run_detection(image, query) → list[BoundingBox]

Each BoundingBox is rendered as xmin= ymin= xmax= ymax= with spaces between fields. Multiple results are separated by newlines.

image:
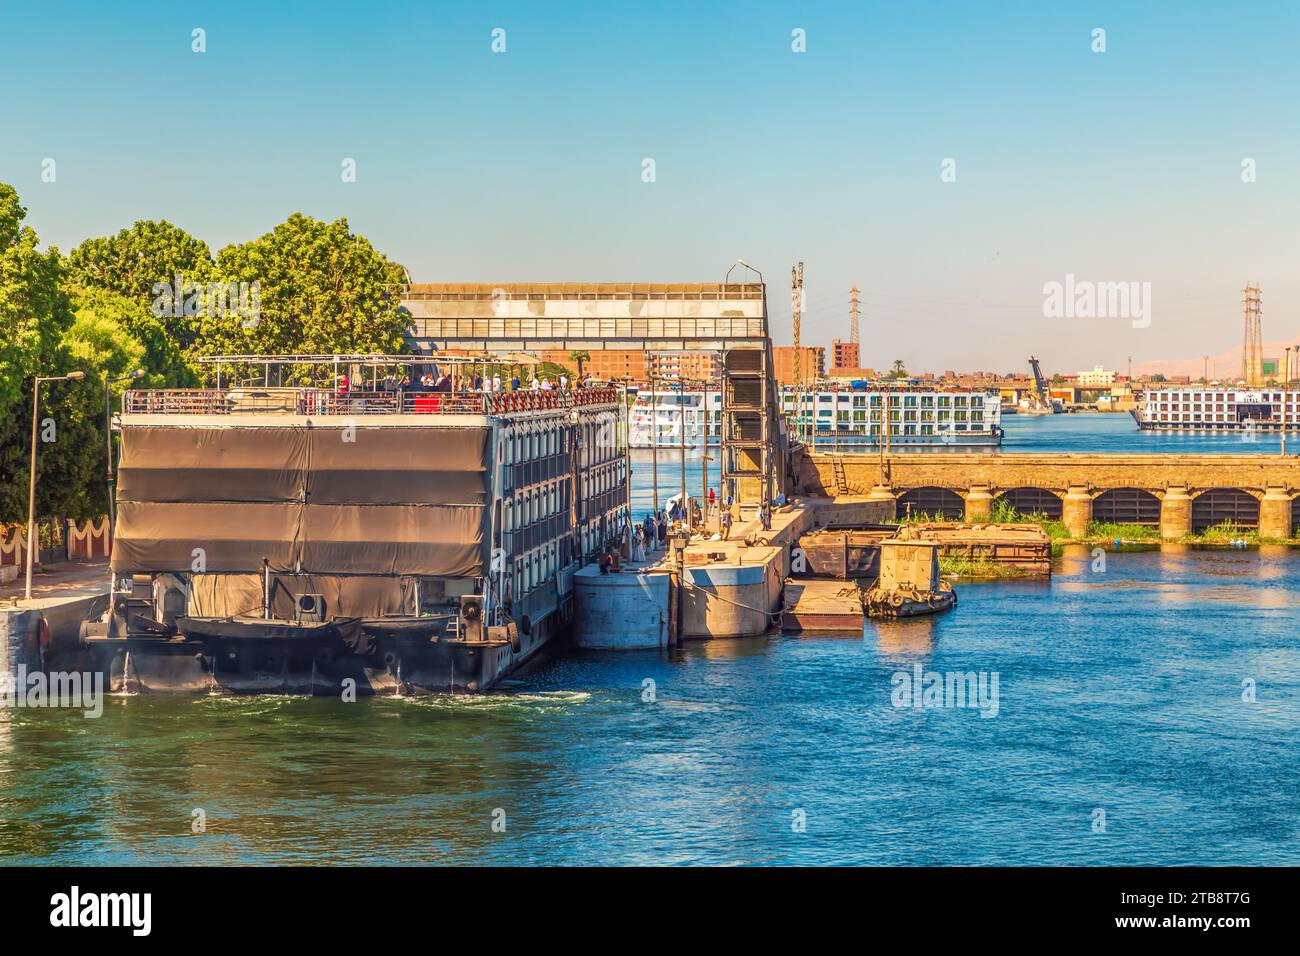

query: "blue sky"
xmin=2 ymin=1 xmax=1297 ymax=372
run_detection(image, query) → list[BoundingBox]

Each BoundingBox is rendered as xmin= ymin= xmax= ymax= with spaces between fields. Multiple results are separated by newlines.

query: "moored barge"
xmin=79 ymin=355 xmax=630 ymax=695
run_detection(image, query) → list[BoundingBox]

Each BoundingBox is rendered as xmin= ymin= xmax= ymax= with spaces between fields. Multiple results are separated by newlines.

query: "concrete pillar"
xmin=965 ymin=484 xmax=993 ymax=522
xmin=1160 ymin=486 xmax=1192 ymax=541
xmin=1062 ymin=485 xmax=1092 ymax=539
xmin=866 ymin=484 xmax=897 ymax=520
xmin=1258 ymin=487 xmax=1293 ymax=540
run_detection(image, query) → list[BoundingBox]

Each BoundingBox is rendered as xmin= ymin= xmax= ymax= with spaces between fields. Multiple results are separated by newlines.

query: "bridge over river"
xmin=797 ymin=452 xmax=1300 ymax=540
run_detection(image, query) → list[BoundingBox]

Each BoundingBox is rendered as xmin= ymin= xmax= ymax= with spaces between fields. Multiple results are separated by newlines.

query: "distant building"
xmin=773 ymin=346 xmax=826 ymax=386
xmin=824 ymin=367 xmax=881 ymax=383
xmin=1076 ymin=365 xmax=1116 ymax=387
xmin=541 ymin=348 xmax=646 ymax=381
xmin=831 ymin=339 xmax=860 ymax=370
xmin=536 ymin=349 xmax=722 ymax=384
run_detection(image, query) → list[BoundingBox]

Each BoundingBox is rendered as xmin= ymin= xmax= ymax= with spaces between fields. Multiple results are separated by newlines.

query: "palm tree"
xmin=889 ymin=359 xmax=908 ymax=379
xmin=569 ymin=350 xmax=591 ymax=379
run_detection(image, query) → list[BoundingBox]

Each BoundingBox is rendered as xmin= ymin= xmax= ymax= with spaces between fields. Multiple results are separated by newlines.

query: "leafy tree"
xmin=0 ymin=183 xmax=70 ymax=418
xmin=569 ymin=350 xmax=591 ymax=378
xmin=886 ymin=359 xmax=909 ymax=379
xmin=66 ymin=219 xmax=214 ymax=350
xmin=194 ymin=213 xmax=408 ymax=375
xmin=0 ymin=287 xmax=195 ymax=523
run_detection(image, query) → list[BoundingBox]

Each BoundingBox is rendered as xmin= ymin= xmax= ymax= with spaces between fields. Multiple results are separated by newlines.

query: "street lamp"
xmin=106 ymin=369 xmax=146 ymax=535
xmin=26 ymin=371 xmax=85 ymax=601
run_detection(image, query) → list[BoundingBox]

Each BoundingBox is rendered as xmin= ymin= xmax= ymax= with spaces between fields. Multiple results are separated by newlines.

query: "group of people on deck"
xmin=470 ymin=372 xmax=597 ymax=393
xmin=339 ymin=369 xmax=602 ymax=395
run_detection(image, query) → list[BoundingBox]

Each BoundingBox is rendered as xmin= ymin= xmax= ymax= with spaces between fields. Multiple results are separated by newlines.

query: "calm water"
xmin=2 ymin=413 xmax=1297 ymax=866
xmin=2 ymin=546 xmax=1297 ymax=865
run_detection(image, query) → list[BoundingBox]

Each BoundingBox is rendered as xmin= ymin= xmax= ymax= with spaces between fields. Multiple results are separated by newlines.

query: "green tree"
xmin=66 ymin=219 xmax=214 ymax=350
xmin=887 ymin=359 xmax=909 ymax=379
xmin=195 ymin=214 xmax=408 ymax=374
xmin=0 ymin=287 xmax=196 ymax=524
xmin=0 ymin=183 xmax=70 ymax=418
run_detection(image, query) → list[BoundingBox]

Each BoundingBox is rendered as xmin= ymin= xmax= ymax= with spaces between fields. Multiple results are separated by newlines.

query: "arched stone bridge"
xmin=795 ymin=452 xmax=1300 ymax=540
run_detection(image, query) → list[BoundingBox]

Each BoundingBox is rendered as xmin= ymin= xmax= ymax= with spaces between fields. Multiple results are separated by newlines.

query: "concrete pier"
xmin=1259 ymin=486 xmax=1293 ymax=540
xmin=573 ymin=561 xmax=669 ymax=648
xmin=1062 ymin=485 xmax=1092 ymax=538
xmin=1160 ymin=486 xmax=1192 ymax=541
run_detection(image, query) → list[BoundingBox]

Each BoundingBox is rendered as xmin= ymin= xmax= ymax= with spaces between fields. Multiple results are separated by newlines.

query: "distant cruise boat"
xmin=1133 ymin=386 xmax=1300 ymax=432
xmin=629 ymin=385 xmax=1003 ymax=449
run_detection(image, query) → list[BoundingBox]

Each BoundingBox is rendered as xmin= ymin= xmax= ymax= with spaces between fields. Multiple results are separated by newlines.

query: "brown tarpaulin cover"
xmin=116 ymin=426 xmax=308 ymax=502
xmin=112 ymin=423 xmax=489 ymax=577
xmin=188 ymin=573 xmax=416 ymax=619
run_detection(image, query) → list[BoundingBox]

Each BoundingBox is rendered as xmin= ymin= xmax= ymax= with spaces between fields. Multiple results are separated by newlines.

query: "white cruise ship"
xmin=629 ymin=386 xmax=1002 ymax=449
xmin=1133 ymin=387 xmax=1300 ymax=432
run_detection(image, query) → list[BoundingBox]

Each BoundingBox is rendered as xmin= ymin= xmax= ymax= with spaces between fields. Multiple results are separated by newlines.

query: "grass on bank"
xmin=937 ymin=555 xmax=1032 ymax=579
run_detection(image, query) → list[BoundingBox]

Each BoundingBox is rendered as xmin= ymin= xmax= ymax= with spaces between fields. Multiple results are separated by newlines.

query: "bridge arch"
xmin=1191 ymin=488 xmax=1259 ymax=531
xmin=897 ymin=486 xmax=965 ymax=521
xmin=1092 ymin=488 xmax=1161 ymax=526
xmin=993 ymin=487 xmax=1062 ymax=520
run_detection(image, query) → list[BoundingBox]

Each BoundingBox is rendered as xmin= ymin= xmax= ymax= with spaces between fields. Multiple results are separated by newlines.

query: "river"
xmin=1 ymin=413 xmax=1297 ymax=865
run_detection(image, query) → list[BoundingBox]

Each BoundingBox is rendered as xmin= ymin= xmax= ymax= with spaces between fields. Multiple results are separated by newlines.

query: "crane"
xmin=1026 ymin=356 xmax=1055 ymax=415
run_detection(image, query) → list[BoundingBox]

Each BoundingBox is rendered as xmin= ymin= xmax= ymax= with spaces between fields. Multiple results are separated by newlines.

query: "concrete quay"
xmin=0 ymin=560 xmax=110 ymax=678
xmin=573 ymin=496 xmax=895 ymax=645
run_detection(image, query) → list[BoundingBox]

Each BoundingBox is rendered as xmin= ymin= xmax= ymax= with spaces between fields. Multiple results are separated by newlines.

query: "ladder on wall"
xmin=831 ymin=456 xmax=847 ymax=496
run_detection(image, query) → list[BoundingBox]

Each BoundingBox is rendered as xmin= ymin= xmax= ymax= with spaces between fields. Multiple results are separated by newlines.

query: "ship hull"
xmin=79 ymin=599 xmax=570 ymax=696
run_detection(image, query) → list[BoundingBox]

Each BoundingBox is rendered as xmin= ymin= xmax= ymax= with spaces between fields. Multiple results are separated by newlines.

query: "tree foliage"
xmin=0 ymin=182 xmax=410 ymax=522
xmin=194 ymin=214 xmax=408 ymax=371
xmin=66 ymin=219 xmax=214 ymax=351
xmin=0 ymin=183 xmax=70 ymax=417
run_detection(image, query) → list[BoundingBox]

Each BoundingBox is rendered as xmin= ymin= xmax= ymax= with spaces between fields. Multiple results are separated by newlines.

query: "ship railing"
xmin=123 ymin=385 xmax=622 ymax=416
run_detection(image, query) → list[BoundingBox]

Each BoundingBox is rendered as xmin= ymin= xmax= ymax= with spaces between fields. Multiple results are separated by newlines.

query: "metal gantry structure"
xmin=401 ymin=278 xmax=789 ymax=503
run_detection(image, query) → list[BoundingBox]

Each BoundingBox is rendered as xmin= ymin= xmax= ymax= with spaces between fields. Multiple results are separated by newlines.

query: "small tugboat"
xmin=863 ymin=532 xmax=957 ymax=618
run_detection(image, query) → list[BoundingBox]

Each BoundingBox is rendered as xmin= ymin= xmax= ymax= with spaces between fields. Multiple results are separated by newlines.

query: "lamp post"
xmin=105 ymin=369 xmax=146 ymax=536
xmin=26 ymin=371 xmax=86 ymax=601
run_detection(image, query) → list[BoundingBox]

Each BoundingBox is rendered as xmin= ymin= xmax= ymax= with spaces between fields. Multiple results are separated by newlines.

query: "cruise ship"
xmin=1133 ymin=386 xmax=1300 ymax=432
xmin=629 ymin=386 xmax=1002 ymax=449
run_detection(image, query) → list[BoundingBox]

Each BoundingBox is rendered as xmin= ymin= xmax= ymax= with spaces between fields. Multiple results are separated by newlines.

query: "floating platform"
xmin=782 ymin=579 xmax=865 ymax=633
xmin=911 ymin=522 xmax=1052 ymax=575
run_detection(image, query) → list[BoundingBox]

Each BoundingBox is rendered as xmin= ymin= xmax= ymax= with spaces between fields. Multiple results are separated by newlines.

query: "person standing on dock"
xmin=720 ymin=507 xmax=733 ymax=541
xmin=759 ymin=498 xmax=772 ymax=532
